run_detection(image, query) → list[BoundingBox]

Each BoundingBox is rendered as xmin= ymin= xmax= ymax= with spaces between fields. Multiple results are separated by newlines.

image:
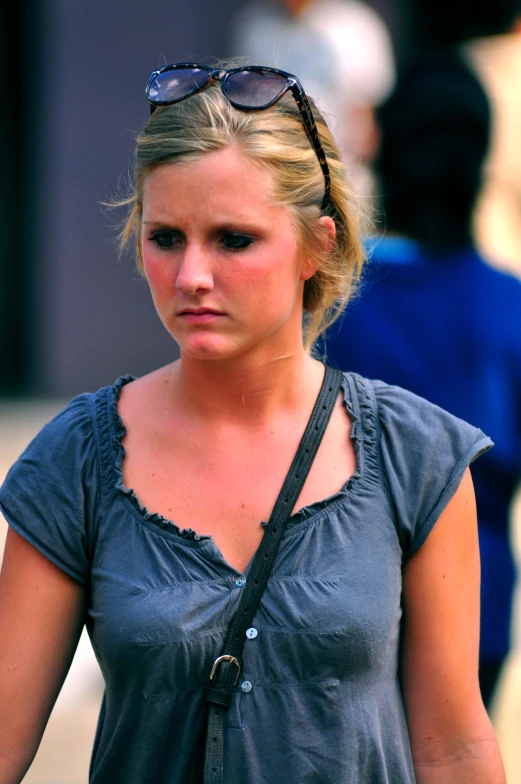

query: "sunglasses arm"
xmin=289 ymin=81 xmax=331 ymax=210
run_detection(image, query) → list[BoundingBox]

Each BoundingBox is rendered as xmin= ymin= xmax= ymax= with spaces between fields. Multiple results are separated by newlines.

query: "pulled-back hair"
xmin=118 ymin=73 xmax=365 ymax=349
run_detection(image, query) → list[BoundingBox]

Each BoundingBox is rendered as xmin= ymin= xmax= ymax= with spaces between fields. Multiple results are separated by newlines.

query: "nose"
xmin=175 ymin=244 xmax=214 ymax=295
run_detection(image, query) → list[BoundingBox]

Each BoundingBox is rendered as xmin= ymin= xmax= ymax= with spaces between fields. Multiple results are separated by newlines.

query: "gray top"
xmin=0 ymin=373 xmax=492 ymax=784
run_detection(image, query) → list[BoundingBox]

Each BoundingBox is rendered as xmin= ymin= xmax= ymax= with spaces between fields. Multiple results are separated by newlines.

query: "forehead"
xmin=141 ymin=147 xmax=282 ymax=224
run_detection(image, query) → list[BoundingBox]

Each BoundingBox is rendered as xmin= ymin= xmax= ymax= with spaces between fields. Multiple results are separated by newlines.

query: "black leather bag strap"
xmin=203 ymin=365 xmax=343 ymax=784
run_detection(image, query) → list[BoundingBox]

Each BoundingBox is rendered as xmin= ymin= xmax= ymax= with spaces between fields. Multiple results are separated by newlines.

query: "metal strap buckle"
xmin=209 ymin=655 xmax=241 ymax=687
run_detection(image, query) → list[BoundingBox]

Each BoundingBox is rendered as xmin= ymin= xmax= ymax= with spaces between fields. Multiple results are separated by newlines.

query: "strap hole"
xmin=243 ymin=607 xmax=249 ymax=613
xmin=264 ymin=553 xmax=269 ymax=559
xmin=255 ymin=579 xmax=259 ymax=585
xmin=213 ymin=737 xmax=218 ymax=742
xmin=272 ymin=527 xmax=277 ymax=533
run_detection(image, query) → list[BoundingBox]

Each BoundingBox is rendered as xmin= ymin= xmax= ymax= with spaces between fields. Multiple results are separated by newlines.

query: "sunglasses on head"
xmin=145 ymin=63 xmax=331 ymax=210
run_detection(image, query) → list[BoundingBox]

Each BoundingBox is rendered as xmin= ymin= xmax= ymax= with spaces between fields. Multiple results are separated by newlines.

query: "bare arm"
xmin=0 ymin=528 xmax=86 ymax=783
xmin=401 ymin=468 xmax=506 ymax=783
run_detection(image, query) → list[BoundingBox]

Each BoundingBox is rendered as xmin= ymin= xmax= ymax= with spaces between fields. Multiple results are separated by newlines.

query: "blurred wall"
xmin=31 ymin=0 xmax=243 ymax=396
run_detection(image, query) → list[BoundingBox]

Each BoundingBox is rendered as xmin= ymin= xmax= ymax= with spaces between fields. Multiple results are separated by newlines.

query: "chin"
xmin=177 ymin=335 xmax=246 ymax=362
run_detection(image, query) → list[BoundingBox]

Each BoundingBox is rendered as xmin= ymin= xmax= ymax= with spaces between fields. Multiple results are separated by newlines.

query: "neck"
xmin=171 ymin=349 xmax=324 ymax=426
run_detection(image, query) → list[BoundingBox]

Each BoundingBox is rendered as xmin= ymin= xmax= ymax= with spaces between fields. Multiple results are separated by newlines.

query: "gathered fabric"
xmin=0 ymin=373 xmax=492 ymax=783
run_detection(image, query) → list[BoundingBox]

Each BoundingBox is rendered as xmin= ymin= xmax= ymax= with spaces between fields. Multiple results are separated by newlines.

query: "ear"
xmin=299 ymin=215 xmax=336 ymax=281
xmin=318 ymin=215 xmax=336 ymax=252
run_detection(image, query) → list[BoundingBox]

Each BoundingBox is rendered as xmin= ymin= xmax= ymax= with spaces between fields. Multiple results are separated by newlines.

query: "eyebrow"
xmin=142 ymin=220 xmax=264 ymax=233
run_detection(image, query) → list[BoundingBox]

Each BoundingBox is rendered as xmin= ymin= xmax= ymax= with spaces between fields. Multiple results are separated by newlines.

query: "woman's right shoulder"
xmin=0 ymin=385 xmax=110 ymax=583
xmin=41 ymin=390 xmax=95 ymax=440
xmin=0 ymin=377 xmax=136 ymax=583
xmin=25 ymin=376 xmax=134 ymax=456
xmin=1 ymin=376 xmax=136 ymax=491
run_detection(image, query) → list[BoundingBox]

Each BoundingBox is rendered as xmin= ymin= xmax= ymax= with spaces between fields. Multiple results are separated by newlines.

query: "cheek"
xmin=141 ymin=249 xmax=172 ymax=297
xmin=223 ymin=260 xmax=296 ymax=305
xmin=236 ymin=257 xmax=304 ymax=321
xmin=244 ymin=238 xmax=303 ymax=286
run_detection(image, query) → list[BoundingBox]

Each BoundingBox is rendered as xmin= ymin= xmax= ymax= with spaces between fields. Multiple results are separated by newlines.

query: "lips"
xmin=177 ymin=308 xmax=225 ymax=324
xmin=178 ymin=308 xmax=222 ymax=316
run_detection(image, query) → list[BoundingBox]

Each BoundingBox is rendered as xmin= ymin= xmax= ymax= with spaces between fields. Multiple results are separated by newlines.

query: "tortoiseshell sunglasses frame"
xmin=146 ymin=63 xmax=331 ymax=211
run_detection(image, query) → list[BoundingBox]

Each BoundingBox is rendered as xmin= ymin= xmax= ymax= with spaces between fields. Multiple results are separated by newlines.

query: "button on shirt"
xmin=0 ymin=373 xmax=492 ymax=784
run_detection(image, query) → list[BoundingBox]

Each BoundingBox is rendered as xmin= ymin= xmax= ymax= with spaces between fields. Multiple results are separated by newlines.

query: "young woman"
xmin=0 ymin=63 xmax=506 ymax=783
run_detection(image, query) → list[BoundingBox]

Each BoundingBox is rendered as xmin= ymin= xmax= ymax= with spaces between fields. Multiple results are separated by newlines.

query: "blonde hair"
xmin=119 ymin=78 xmax=366 ymax=349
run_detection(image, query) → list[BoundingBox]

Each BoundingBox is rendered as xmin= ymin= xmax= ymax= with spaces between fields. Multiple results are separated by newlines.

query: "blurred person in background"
xmin=231 ymin=0 xmax=395 ymax=198
xmin=0 ymin=59 xmax=506 ymax=782
xmin=321 ymin=51 xmax=521 ymax=710
xmin=462 ymin=0 xmax=521 ymax=276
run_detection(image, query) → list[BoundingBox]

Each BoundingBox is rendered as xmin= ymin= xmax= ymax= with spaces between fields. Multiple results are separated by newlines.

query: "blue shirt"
xmin=322 ymin=238 xmax=521 ymax=659
xmin=0 ymin=373 xmax=491 ymax=782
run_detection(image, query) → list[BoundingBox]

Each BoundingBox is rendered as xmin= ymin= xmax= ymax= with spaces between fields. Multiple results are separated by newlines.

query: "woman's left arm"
xmin=401 ymin=468 xmax=506 ymax=783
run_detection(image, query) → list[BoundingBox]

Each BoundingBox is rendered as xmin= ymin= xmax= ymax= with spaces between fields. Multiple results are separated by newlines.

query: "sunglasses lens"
xmin=225 ymin=70 xmax=288 ymax=108
xmin=147 ymin=67 xmax=210 ymax=104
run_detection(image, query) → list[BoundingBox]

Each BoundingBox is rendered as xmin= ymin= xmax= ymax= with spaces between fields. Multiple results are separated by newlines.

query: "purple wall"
xmin=35 ymin=0 xmax=243 ymax=395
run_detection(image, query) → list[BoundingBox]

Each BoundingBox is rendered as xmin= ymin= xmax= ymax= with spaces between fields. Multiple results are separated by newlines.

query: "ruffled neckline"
xmin=108 ymin=372 xmax=363 ymax=543
xmin=110 ymin=375 xmax=210 ymax=542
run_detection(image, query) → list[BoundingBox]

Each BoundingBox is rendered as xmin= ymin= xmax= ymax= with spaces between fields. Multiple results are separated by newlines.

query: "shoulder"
xmin=0 ymin=384 xmax=119 ymax=584
xmin=38 ymin=391 xmax=95 ymax=442
xmin=0 ymin=376 xmax=136 ymax=583
xmin=1 ymin=376 xmax=135 ymax=489
xmin=366 ymin=376 xmax=488 ymax=445
xmin=25 ymin=376 xmax=134 ymax=457
xmin=9 ymin=392 xmax=97 ymax=473
xmin=371 ymin=377 xmax=492 ymax=470
xmin=351 ymin=375 xmax=493 ymax=556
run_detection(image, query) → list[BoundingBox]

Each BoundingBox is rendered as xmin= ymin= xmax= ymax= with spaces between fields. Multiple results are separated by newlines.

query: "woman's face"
xmin=140 ymin=146 xmax=316 ymax=364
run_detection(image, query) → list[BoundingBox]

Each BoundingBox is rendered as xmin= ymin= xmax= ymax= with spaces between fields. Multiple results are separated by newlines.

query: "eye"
xmin=148 ymin=230 xmax=182 ymax=251
xmin=220 ymin=232 xmax=254 ymax=251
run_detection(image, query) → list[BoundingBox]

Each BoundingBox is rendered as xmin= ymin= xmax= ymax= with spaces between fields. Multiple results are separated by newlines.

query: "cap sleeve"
xmin=0 ymin=394 xmax=98 ymax=583
xmin=373 ymin=382 xmax=493 ymax=558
